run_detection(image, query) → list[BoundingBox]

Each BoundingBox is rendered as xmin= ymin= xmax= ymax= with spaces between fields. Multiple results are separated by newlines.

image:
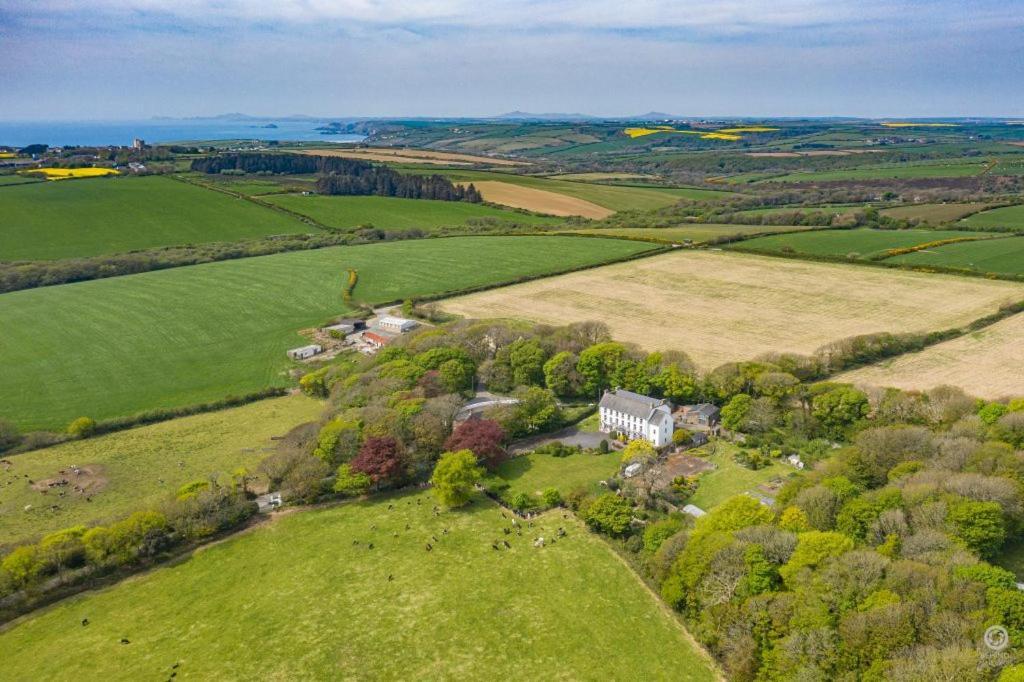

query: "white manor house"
xmin=598 ymin=389 xmax=674 ymax=447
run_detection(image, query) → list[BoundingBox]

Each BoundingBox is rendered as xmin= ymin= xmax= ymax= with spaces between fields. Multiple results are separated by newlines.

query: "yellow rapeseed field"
xmin=0 ymin=152 xmax=17 ymax=159
xmin=623 ymin=126 xmax=776 ymax=141
xmin=22 ymin=167 xmax=120 ymax=180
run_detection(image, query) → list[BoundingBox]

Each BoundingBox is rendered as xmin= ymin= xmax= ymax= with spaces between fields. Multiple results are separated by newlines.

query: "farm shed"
xmin=677 ymin=404 xmax=721 ymax=428
xmin=378 ymin=316 xmax=419 ymax=333
xmin=286 ymin=344 xmax=323 ymax=360
xmin=364 ymin=332 xmax=394 ymax=349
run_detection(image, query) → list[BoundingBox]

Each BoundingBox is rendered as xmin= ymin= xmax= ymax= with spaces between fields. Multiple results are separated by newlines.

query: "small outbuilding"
xmin=682 ymin=504 xmax=707 ymax=518
xmin=286 ymin=344 xmax=323 ymax=360
xmin=324 ymin=322 xmax=355 ymax=335
xmin=377 ymin=315 xmax=418 ymax=334
xmin=364 ymin=331 xmax=394 ymax=349
xmin=677 ymin=403 xmax=721 ymax=428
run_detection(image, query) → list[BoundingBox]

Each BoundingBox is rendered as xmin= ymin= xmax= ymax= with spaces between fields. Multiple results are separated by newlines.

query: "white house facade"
xmin=598 ymin=389 xmax=674 ymax=447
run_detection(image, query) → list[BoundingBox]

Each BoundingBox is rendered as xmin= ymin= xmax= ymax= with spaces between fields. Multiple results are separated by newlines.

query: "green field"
xmin=0 ymin=174 xmax=42 ymax=187
xmin=0 ymin=236 xmax=656 ymax=430
xmin=565 ymin=224 xmax=812 ymax=244
xmin=0 ymin=490 xmax=716 ymax=680
xmin=490 ymin=449 xmax=621 ymax=501
xmin=685 ymin=442 xmax=794 ymax=511
xmin=264 ymin=193 xmax=560 ymax=230
xmin=0 ymin=395 xmax=322 ymax=548
xmin=879 ymin=202 xmax=994 ymax=224
xmin=730 ymin=227 xmax=997 ymax=259
xmin=185 ymin=173 xmax=317 ymax=196
xmin=960 ymin=204 xmax=1024 ymax=230
xmin=765 ymin=162 xmax=989 ymax=183
xmin=0 ymin=176 xmax=312 ymax=261
xmin=887 ymin=235 xmax=1024 ymax=275
xmin=734 ymin=204 xmax=868 ymax=218
xmin=412 ymin=169 xmax=737 ymax=211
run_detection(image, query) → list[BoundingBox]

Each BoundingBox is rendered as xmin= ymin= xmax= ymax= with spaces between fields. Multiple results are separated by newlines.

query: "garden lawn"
xmin=960 ymin=204 xmax=1024 ymax=231
xmin=0 ymin=176 xmax=311 ymax=261
xmin=0 ymin=236 xmax=656 ymax=430
xmin=731 ymin=228 xmax=997 ymax=259
xmin=489 ymin=450 xmax=622 ymax=501
xmin=0 ymin=395 xmax=322 ymax=548
xmin=0 ymin=490 xmax=717 ymax=681
xmin=886 ymin=235 xmax=1024 ymax=276
xmin=685 ymin=442 xmax=794 ymax=511
xmin=264 ymin=193 xmax=561 ymax=230
xmin=564 ymin=224 xmax=811 ymax=244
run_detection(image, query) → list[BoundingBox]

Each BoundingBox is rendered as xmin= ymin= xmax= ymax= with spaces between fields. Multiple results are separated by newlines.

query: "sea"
xmin=0 ymin=118 xmax=364 ymax=148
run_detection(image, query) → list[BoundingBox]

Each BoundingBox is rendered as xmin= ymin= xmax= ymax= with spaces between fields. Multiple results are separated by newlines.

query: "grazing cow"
xmin=120 ymin=638 xmax=130 ymax=645
xmin=503 ymin=540 xmax=511 ymax=549
xmin=81 ymin=618 xmax=89 ymax=626
xmin=425 ymin=543 xmax=432 ymax=551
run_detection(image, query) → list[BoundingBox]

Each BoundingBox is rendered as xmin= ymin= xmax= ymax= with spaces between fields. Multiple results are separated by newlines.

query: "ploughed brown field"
xmin=439 ymin=250 xmax=1023 ymax=370
xmin=463 ymin=180 xmax=613 ymax=218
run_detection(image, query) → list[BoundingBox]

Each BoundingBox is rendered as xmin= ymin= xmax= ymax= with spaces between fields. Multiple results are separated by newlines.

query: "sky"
xmin=1 ymin=0 xmax=1022 ymax=119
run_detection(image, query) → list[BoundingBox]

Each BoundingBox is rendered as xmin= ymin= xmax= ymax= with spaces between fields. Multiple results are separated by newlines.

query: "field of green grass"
xmin=0 ymin=174 xmax=42 ymax=187
xmin=879 ymin=202 xmax=994 ymax=224
xmin=411 ymin=169 xmax=737 ymax=211
xmin=960 ymin=204 xmax=1024 ymax=230
xmin=765 ymin=161 xmax=988 ymax=183
xmin=489 ymin=450 xmax=621 ymax=501
xmin=0 ymin=176 xmax=312 ymax=261
xmin=734 ymin=204 xmax=868 ymax=218
xmin=185 ymin=173 xmax=317 ymax=196
xmin=685 ymin=442 xmax=794 ymax=511
xmin=887 ymin=235 xmax=1024 ymax=276
xmin=565 ymin=224 xmax=812 ymax=244
xmin=264 ymin=193 xmax=560 ymax=230
xmin=0 ymin=490 xmax=717 ymax=680
xmin=0 ymin=395 xmax=322 ymax=548
xmin=0 ymin=236 xmax=656 ymax=430
xmin=730 ymin=227 xmax=996 ymax=259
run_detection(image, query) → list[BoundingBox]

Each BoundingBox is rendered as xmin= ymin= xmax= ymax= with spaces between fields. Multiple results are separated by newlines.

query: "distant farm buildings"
xmin=286 ymin=344 xmax=323 ymax=360
xmin=364 ymin=331 xmax=394 ymax=349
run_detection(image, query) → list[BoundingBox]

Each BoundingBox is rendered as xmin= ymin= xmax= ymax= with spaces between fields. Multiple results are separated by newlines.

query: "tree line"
xmin=190 ymin=153 xmax=482 ymax=202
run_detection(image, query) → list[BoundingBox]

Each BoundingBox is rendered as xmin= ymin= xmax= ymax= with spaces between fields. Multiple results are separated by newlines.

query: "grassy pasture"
xmin=765 ymin=162 xmax=988 ymax=183
xmin=837 ymin=312 xmax=1024 ymax=399
xmin=685 ymin=442 xmax=794 ymax=512
xmin=0 ymin=174 xmax=42 ymax=187
xmin=730 ymin=228 xmax=998 ymax=259
xmin=263 ymin=193 xmax=560 ymax=230
xmin=960 ymin=204 xmax=1024 ymax=230
xmin=0 ymin=236 xmax=656 ymax=430
xmin=440 ymin=250 xmax=1024 ymax=370
xmin=879 ymin=202 xmax=994 ymax=224
xmin=562 ymin=224 xmax=812 ymax=243
xmin=733 ymin=205 xmax=868 ymax=218
xmin=886 ymin=235 xmax=1024 ymax=276
xmin=0 ymin=395 xmax=322 ymax=548
xmin=301 ymin=146 xmax=526 ymax=166
xmin=0 ymin=490 xmax=717 ymax=680
xmin=0 ymin=176 xmax=310 ymax=261
xmin=184 ymin=173 xmax=317 ymax=196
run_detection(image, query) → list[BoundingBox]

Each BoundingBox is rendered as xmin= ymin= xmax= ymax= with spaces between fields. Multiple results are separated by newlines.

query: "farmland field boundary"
xmin=169 ymin=173 xmax=332 ymax=231
xmin=730 ymin=235 xmax=1024 ymax=282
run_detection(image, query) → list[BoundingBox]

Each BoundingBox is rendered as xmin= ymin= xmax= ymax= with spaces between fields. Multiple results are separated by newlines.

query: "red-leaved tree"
xmin=443 ymin=419 xmax=508 ymax=469
xmin=351 ymin=436 xmax=406 ymax=485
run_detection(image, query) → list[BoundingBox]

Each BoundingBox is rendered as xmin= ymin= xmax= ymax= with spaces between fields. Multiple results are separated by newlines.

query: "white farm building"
xmin=377 ymin=316 xmax=418 ymax=333
xmin=598 ymin=389 xmax=674 ymax=447
xmin=286 ymin=344 xmax=323 ymax=360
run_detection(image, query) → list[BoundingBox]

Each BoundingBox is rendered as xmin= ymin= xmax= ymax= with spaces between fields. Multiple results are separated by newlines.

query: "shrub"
xmin=333 ymin=464 xmax=372 ymax=497
xmin=67 ymin=416 xmax=96 ymax=438
xmin=643 ymin=517 xmax=685 ymax=553
xmin=541 ymin=487 xmax=563 ymax=508
xmin=582 ymin=493 xmax=634 ymax=536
